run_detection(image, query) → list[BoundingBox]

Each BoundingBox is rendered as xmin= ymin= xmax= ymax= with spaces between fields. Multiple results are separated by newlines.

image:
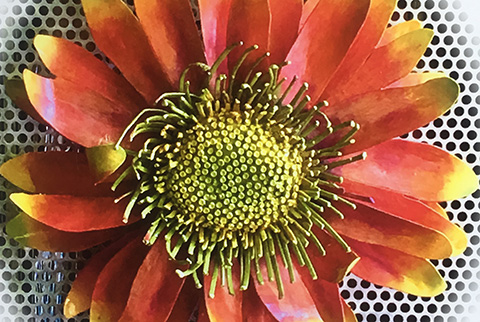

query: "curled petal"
xmin=334 ymin=139 xmax=479 ymax=201
xmin=347 ymin=238 xmax=447 ymax=297
xmin=86 ymin=144 xmax=127 ymax=182
xmin=341 ymin=298 xmax=357 ymax=322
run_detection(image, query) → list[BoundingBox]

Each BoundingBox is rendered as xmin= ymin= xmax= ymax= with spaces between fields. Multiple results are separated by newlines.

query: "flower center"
xmin=168 ymin=111 xmax=303 ymax=235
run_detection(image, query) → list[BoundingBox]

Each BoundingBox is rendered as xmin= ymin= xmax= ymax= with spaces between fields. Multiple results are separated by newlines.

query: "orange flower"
xmin=1 ymin=0 xmax=478 ymax=321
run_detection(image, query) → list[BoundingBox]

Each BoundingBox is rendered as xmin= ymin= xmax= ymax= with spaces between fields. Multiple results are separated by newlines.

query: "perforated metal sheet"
xmin=0 ymin=0 xmax=478 ymax=321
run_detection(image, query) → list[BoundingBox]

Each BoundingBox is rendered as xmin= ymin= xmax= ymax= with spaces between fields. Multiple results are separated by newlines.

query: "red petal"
xmin=204 ymin=268 xmax=242 ymax=322
xmin=242 ymin=286 xmax=276 ymax=322
xmin=424 ymin=201 xmax=449 ymax=219
xmin=0 ymin=151 xmax=111 ymax=195
xmin=268 ymin=0 xmax=303 ymax=64
xmin=308 ymin=227 xmax=359 ymax=283
xmin=341 ymin=179 xmax=468 ymax=256
xmin=324 ymin=76 xmax=459 ymax=154
xmin=323 ymin=0 xmax=396 ymax=99
xmin=64 ymin=233 xmax=138 ymax=318
xmin=82 ymin=0 xmax=172 ymax=103
xmin=327 ymin=28 xmax=434 ymax=103
xmin=254 ymin=260 xmax=322 ymax=321
xmin=334 ymin=139 xmax=478 ymax=201
xmin=281 ymin=0 xmax=369 ymax=103
xmin=23 ymin=70 xmax=140 ymax=147
xmin=11 ymin=193 xmax=131 ymax=232
xmin=90 ymin=238 xmax=149 ymax=321
xmin=6 ymin=213 xmax=123 ymax=252
xmin=119 ymin=240 xmax=185 ymax=321
xmin=347 ymin=238 xmax=447 ymax=297
xmin=324 ymin=202 xmax=454 ymax=259
xmin=33 ymin=35 xmax=144 ymax=107
xmin=299 ymin=0 xmax=319 ymax=29
xmin=167 ymin=279 xmax=202 ymax=322
xmin=341 ymin=298 xmax=357 ymax=322
xmin=135 ymin=0 xmax=206 ymax=84
xmin=5 ymin=78 xmax=45 ymax=124
xmin=378 ymin=20 xmax=423 ymax=47
xmin=199 ymin=0 xmax=233 ymax=68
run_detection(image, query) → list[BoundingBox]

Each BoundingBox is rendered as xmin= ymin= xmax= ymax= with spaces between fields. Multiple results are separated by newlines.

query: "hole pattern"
xmin=0 ymin=0 xmax=478 ymax=320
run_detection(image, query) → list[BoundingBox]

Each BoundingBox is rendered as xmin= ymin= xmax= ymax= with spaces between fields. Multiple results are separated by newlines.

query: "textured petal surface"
xmin=64 ymin=234 xmax=137 ymax=318
xmin=342 ymin=179 xmax=468 ymax=256
xmin=328 ymin=28 xmax=434 ymax=103
xmin=119 ymin=240 xmax=185 ymax=321
xmin=5 ymin=78 xmax=45 ymax=124
xmin=82 ymin=0 xmax=172 ymax=103
xmin=11 ymin=193 xmax=130 ymax=232
xmin=335 ymin=139 xmax=479 ymax=201
xmin=135 ymin=0 xmax=206 ymax=84
xmin=324 ymin=76 xmax=459 ymax=154
xmin=23 ymin=70 xmax=139 ymax=147
xmin=281 ymin=0 xmax=369 ymax=102
xmin=323 ymin=0 xmax=396 ymax=99
xmin=204 ymin=271 xmax=242 ymax=322
xmin=325 ymin=202 xmax=454 ymax=259
xmin=348 ymin=238 xmax=447 ymax=297
xmin=6 ymin=213 xmax=122 ymax=252
xmin=254 ymin=260 xmax=322 ymax=321
xmin=90 ymin=238 xmax=149 ymax=321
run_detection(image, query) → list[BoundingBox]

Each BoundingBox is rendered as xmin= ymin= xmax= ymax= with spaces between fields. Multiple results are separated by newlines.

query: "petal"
xmin=242 ymin=286 xmax=276 ymax=322
xmin=268 ymin=0 xmax=303 ymax=64
xmin=334 ymin=139 xmax=479 ymax=201
xmin=341 ymin=298 xmax=357 ymax=322
xmin=324 ymin=202 xmax=454 ymax=259
xmin=86 ymin=144 xmax=127 ymax=182
xmin=6 ymin=213 xmax=123 ymax=252
xmin=327 ymin=28 xmax=434 ymax=103
xmin=167 ymin=279 xmax=201 ymax=322
xmin=324 ymin=76 xmax=459 ymax=154
xmin=307 ymin=227 xmax=359 ymax=283
xmin=281 ymin=0 xmax=370 ymax=102
xmin=341 ymin=179 xmax=468 ymax=256
xmin=254 ymin=260 xmax=322 ymax=321
xmin=299 ymin=0 xmax=318 ymax=29
xmin=198 ymin=0 xmax=233 ymax=68
xmin=378 ymin=20 xmax=423 ymax=47
xmin=204 ymin=270 xmax=242 ymax=322
xmin=0 ymin=151 xmax=107 ymax=195
xmin=82 ymin=0 xmax=172 ymax=103
xmin=424 ymin=201 xmax=449 ymax=219
xmin=347 ymin=238 xmax=447 ymax=297
xmin=135 ymin=0 xmax=206 ymax=83
xmin=23 ymin=70 xmax=139 ymax=147
xmin=323 ymin=0 xmax=396 ymax=99
xmin=119 ymin=239 xmax=185 ymax=321
xmin=387 ymin=71 xmax=447 ymax=88
xmin=5 ymin=78 xmax=45 ymax=124
xmin=90 ymin=238 xmax=149 ymax=321
xmin=11 ymin=193 xmax=131 ymax=232
xmin=33 ymin=35 xmax=144 ymax=108
xmin=64 ymin=233 xmax=138 ymax=318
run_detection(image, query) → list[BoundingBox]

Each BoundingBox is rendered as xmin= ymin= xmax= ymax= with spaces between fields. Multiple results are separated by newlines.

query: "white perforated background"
xmin=0 ymin=0 xmax=478 ymax=321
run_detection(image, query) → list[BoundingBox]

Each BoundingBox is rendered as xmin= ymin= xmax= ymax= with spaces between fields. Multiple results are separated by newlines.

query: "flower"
xmin=1 ymin=0 xmax=478 ymax=321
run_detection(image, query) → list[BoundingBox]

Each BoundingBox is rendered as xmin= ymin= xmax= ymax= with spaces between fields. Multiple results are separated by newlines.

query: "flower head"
xmin=1 ymin=0 xmax=478 ymax=320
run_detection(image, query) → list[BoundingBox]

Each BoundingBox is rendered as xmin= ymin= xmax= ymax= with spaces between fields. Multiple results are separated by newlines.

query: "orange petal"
xmin=341 ymin=298 xmax=357 ymax=322
xmin=64 ymin=233 xmax=138 ymax=318
xmin=334 ymin=139 xmax=479 ymax=201
xmin=82 ymin=0 xmax=172 ymax=103
xmin=86 ymin=144 xmax=126 ymax=182
xmin=135 ymin=0 xmax=206 ymax=84
xmin=378 ymin=20 xmax=423 ymax=47
xmin=11 ymin=193 xmax=131 ymax=232
xmin=242 ymin=286 xmax=276 ymax=322
xmin=307 ymin=227 xmax=359 ymax=283
xmin=254 ymin=259 xmax=322 ymax=321
xmin=268 ymin=0 xmax=303 ymax=64
xmin=324 ymin=76 xmax=459 ymax=154
xmin=0 ymin=151 xmax=109 ymax=195
xmin=204 ymin=268 xmax=242 ymax=322
xmin=199 ymin=0 xmax=233 ymax=68
xmin=6 ymin=213 xmax=123 ymax=252
xmin=341 ymin=179 xmax=468 ymax=256
xmin=387 ymin=71 xmax=446 ymax=88
xmin=424 ymin=201 xmax=449 ymax=219
xmin=90 ymin=238 xmax=149 ymax=321
xmin=5 ymin=78 xmax=45 ymax=124
xmin=23 ymin=70 xmax=140 ymax=147
xmin=347 ymin=238 xmax=447 ymax=297
xmin=281 ymin=0 xmax=369 ymax=103
xmin=299 ymin=0 xmax=319 ymax=29
xmin=167 ymin=279 xmax=202 ymax=322
xmin=119 ymin=240 xmax=185 ymax=321
xmin=324 ymin=202 xmax=454 ymax=259
xmin=33 ymin=35 xmax=145 ymax=108
xmin=327 ymin=28 xmax=434 ymax=103
xmin=323 ymin=0 xmax=396 ymax=100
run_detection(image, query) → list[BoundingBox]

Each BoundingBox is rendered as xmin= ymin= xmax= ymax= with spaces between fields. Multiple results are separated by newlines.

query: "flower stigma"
xmin=114 ymin=43 xmax=366 ymax=299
